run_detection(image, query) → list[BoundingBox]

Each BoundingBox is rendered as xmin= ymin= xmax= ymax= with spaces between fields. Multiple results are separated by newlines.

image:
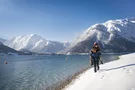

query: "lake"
xmin=0 ymin=54 xmax=120 ymax=90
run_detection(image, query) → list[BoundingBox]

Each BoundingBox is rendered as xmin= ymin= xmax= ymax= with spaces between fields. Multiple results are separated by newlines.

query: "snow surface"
xmin=64 ymin=53 xmax=135 ymax=90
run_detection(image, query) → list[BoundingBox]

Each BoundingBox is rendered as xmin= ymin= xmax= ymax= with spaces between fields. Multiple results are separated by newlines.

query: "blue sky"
xmin=0 ymin=0 xmax=135 ymax=42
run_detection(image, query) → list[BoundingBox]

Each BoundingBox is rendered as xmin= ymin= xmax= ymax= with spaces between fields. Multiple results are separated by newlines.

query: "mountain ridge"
xmin=4 ymin=34 xmax=70 ymax=53
xmin=61 ymin=17 xmax=135 ymax=54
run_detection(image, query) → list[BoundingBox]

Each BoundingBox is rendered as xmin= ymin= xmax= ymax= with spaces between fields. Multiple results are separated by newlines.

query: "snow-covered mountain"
xmin=63 ymin=17 xmax=135 ymax=54
xmin=0 ymin=38 xmax=21 ymax=54
xmin=4 ymin=34 xmax=70 ymax=53
xmin=0 ymin=38 xmax=6 ymax=44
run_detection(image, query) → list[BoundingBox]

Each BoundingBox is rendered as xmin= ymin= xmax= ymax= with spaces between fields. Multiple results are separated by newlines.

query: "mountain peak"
xmin=30 ymin=34 xmax=36 ymax=36
xmin=65 ymin=17 xmax=135 ymax=53
xmin=28 ymin=34 xmax=44 ymax=39
xmin=4 ymin=34 xmax=69 ymax=53
xmin=20 ymin=34 xmax=47 ymax=43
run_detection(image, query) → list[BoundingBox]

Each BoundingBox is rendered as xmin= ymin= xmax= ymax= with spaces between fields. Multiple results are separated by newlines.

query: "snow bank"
xmin=64 ymin=53 xmax=135 ymax=90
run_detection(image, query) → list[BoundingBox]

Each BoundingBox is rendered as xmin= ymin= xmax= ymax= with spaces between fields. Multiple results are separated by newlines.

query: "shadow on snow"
xmin=99 ymin=63 xmax=135 ymax=72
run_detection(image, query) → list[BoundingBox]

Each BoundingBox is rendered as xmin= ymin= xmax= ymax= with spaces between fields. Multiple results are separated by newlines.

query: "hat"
xmin=94 ymin=42 xmax=98 ymax=45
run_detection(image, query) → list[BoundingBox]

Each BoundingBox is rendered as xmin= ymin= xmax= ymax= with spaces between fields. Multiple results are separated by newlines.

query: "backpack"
xmin=91 ymin=47 xmax=98 ymax=53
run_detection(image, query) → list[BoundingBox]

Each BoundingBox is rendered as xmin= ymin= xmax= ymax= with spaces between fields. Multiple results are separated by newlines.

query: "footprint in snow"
xmin=122 ymin=67 xmax=132 ymax=73
xmin=126 ymin=69 xmax=132 ymax=73
xmin=100 ymin=72 xmax=107 ymax=79
xmin=101 ymin=75 xmax=105 ymax=79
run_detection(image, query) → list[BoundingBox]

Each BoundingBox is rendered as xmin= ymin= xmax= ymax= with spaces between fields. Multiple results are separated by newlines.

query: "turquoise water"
xmin=0 ymin=54 xmax=119 ymax=90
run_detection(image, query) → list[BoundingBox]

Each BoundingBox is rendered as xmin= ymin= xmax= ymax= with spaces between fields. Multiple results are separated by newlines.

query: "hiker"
xmin=90 ymin=42 xmax=102 ymax=72
xmin=90 ymin=42 xmax=102 ymax=65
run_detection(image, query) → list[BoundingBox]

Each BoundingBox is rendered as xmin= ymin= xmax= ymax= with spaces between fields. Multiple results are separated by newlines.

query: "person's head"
xmin=94 ymin=42 xmax=98 ymax=45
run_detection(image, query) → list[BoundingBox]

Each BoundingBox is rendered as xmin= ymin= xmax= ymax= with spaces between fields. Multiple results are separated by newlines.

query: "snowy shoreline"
xmin=55 ymin=68 xmax=89 ymax=90
xmin=63 ymin=52 xmax=135 ymax=90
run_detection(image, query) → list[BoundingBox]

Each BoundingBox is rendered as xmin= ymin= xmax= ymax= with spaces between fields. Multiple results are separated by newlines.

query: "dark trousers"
xmin=93 ymin=58 xmax=99 ymax=72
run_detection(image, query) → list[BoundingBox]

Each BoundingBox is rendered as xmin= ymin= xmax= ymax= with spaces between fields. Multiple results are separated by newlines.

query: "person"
xmin=90 ymin=42 xmax=101 ymax=65
xmin=90 ymin=42 xmax=103 ymax=72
